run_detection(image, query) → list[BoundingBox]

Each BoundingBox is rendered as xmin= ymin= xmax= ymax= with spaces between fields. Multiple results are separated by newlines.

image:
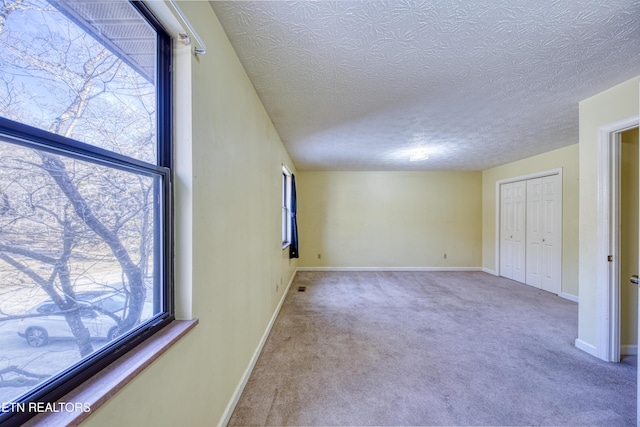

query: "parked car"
xmin=15 ymin=291 xmax=151 ymax=347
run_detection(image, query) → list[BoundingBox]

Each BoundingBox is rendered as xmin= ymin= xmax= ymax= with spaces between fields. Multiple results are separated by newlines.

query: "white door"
xmin=526 ymin=178 xmax=544 ymax=288
xmin=540 ymin=175 xmax=561 ymax=294
xmin=512 ymin=180 xmax=527 ymax=283
xmin=500 ymin=183 xmax=514 ymax=279
xmin=500 ymin=181 xmax=526 ymax=282
xmin=526 ymin=175 xmax=561 ymax=293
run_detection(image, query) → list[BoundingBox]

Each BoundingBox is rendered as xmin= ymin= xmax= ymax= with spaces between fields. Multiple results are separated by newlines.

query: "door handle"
xmin=631 ymin=275 xmax=639 ymax=285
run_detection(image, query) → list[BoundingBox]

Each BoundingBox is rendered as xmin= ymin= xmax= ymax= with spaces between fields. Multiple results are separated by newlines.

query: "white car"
xmin=15 ymin=292 xmax=150 ymax=347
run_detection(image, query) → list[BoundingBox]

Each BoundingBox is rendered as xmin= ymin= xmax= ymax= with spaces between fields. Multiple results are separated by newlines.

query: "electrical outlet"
xmin=444 ymin=253 xmax=447 ymax=259
xmin=318 ymin=253 xmax=321 ymax=259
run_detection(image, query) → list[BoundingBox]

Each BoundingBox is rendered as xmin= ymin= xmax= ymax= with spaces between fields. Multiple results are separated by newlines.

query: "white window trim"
xmin=282 ymin=165 xmax=292 ymax=249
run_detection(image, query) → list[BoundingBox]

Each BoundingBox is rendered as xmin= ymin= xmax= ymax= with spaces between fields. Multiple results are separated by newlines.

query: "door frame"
xmin=495 ymin=168 xmax=563 ymax=287
xmin=596 ymin=116 xmax=639 ymax=362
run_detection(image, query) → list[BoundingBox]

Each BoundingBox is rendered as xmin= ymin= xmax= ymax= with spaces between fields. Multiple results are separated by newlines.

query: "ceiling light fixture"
xmin=409 ymin=149 xmax=429 ymax=161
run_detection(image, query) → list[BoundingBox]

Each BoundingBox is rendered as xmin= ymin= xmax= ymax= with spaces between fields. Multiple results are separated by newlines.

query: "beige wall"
xmin=578 ymin=75 xmax=640 ymax=349
xmin=297 ymin=171 xmax=482 ymax=268
xmin=84 ymin=2 xmax=297 ymax=426
xmin=621 ymin=128 xmax=639 ymax=348
xmin=72 ymin=2 xmax=640 ymax=423
xmin=481 ymin=144 xmax=579 ymax=297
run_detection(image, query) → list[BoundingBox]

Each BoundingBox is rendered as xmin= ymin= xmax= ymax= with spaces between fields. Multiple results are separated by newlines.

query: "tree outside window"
xmin=0 ymin=1 xmax=172 ymax=424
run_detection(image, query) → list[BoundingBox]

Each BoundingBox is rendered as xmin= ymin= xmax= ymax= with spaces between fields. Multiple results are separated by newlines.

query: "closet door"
xmin=500 ymin=181 xmax=526 ymax=282
xmin=500 ymin=183 xmax=514 ymax=279
xmin=511 ymin=181 xmax=527 ymax=282
xmin=526 ymin=175 xmax=561 ymax=293
xmin=526 ymin=178 xmax=543 ymax=288
xmin=539 ymin=175 xmax=561 ymax=293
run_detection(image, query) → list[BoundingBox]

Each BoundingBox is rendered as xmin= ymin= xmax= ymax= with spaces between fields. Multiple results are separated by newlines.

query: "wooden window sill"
xmin=23 ymin=319 xmax=199 ymax=427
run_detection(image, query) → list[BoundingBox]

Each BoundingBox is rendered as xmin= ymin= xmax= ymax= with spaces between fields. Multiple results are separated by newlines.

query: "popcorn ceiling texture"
xmin=210 ymin=0 xmax=640 ymax=171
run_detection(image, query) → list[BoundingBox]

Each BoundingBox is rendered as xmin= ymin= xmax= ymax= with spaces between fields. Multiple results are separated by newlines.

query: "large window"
xmin=0 ymin=1 xmax=172 ymax=425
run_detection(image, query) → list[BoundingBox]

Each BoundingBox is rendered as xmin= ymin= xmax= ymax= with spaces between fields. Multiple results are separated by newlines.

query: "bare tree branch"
xmin=0 ymin=365 xmax=48 ymax=379
xmin=0 ymin=243 xmax=58 ymax=264
xmin=39 ymin=154 xmax=146 ymax=332
xmin=0 ymin=1 xmax=154 ymax=363
xmin=0 ymin=365 xmax=50 ymax=388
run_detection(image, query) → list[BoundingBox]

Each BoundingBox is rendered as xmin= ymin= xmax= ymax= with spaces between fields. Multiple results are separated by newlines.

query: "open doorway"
xmin=621 ymin=127 xmax=639 ymax=358
xmin=597 ymin=117 xmax=639 ymax=362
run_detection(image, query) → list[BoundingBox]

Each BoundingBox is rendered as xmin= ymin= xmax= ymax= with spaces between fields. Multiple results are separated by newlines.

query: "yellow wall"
xmin=481 ymin=144 xmax=579 ymax=297
xmin=84 ymin=2 xmax=297 ymax=426
xmin=72 ymin=2 xmax=640 ymax=423
xmin=621 ymin=128 xmax=639 ymax=349
xmin=578 ymin=75 xmax=640 ymax=349
xmin=297 ymin=171 xmax=482 ymax=268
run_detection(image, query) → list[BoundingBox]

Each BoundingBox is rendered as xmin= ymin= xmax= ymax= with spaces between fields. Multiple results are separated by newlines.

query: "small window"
xmin=282 ymin=166 xmax=292 ymax=247
xmin=0 ymin=1 xmax=173 ymax=425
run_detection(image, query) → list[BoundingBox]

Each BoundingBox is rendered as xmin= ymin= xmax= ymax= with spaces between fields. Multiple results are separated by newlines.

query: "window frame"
xmin=0 ymin=2 xmax=174 ymax=426
xmin=282 ymin=165 xmax=292 ymax=248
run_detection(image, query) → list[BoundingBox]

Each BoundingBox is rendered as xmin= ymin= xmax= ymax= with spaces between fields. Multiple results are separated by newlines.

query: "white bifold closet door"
xmin=500 ymin=174 xmax=561 ymax=294
xmin=525 ymin=175 xmax=561 ymax=293
xmin=500 ymin=180 xmax=526 ymax=283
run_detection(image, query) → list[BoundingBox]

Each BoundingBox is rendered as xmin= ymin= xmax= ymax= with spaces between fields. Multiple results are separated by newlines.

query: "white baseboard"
xmin=621 ymin=345 xmax=638 ymax=356
xmin=482 ymin=267 xmax=498 ymax=276
xmin=575 ymin=339 xmax=599 ymax=358
xmin=574 ymin=338 xmax=636 ymax=359
xmin=218 ymin=270 xmax=297 ymax=427
xmin=296 ymin=267 xmax=482 ymax=272
xmin=560 ymin=292 xmax=579 ymax=303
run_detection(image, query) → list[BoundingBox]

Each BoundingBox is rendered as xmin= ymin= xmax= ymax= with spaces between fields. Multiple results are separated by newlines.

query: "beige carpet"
xmin=229 ymin=271 xmax=636 ymax=426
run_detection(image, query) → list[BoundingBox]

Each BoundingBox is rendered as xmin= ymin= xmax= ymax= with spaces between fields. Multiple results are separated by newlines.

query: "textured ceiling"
xmin=210 ymin=0 xmax=640 ymax=171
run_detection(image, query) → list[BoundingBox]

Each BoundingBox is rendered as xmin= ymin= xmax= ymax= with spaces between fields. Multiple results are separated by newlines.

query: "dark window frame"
xmin=282 ymin=166 xmax=292 ymax=247
xmin=0 ymin=2 xmax=173 ymax=426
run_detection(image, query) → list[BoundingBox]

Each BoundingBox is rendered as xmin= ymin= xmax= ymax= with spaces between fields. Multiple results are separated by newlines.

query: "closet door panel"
xmin=512 ymin=180 xmax=527 ymax=283
xmin=526 ymin=178 xmax=543 ymax=288
xmin=540 ymin=175 xmax=561 ymax=294
xmin=500 ymin=183 xmax=514 ymax=280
